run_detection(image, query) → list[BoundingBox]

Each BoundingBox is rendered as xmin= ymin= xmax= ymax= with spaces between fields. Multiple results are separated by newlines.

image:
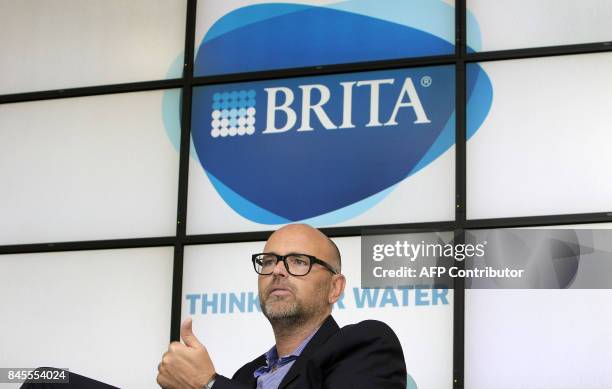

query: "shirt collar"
xmin=254 ymin=326 xmax=320 ymax=377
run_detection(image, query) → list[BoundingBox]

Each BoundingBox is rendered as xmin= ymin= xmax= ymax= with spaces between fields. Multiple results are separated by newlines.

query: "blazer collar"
xmin=277 ymin=315 xmax=339 ymax=389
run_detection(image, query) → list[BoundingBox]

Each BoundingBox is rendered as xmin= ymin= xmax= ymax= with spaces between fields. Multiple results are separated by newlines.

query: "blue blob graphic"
xmin=192 ymin=65 xmax=461 ymax=221
xmin=212 ymin=93 xmax=221 ymax=102
xmin=212 ymin=102 xmax=221 ymax=110
xmin=196 ymin=4 xmax=453 ymax=76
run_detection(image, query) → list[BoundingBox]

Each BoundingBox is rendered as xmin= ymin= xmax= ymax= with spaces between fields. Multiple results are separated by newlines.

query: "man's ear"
xmin=328 ymin=274 xmax=346 ymax=304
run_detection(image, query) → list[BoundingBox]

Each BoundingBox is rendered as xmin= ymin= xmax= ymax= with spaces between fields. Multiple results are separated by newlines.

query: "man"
xmin=157 ymin=224 xmax=406 ymax=388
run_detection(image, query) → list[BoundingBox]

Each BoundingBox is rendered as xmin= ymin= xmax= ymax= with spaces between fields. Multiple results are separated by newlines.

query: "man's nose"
xmin=271 ymin=258 xmax=288 ymax=276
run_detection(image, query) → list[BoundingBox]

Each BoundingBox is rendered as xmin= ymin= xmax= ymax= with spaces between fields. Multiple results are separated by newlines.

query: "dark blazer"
xmin=214 ymin=315 xmax=406 ymax=389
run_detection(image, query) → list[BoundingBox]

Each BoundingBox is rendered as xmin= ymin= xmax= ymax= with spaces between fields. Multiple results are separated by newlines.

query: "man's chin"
xmin=263 ymin=300 xmax=299 ymax=320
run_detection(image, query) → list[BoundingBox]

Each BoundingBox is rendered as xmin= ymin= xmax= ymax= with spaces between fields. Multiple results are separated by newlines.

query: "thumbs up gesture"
xmin=157 ymin=317 xmax=216 ymax=389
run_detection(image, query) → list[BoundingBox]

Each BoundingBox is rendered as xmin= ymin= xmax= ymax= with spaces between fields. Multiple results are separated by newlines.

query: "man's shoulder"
xmin=332 ymin=319 xmax=400 ymax=344
xmin=307 ymin=318 xmax=403 ymax=364
xmin=307 ymin=319 xmax=406 ymax=387
xmin=340 ymin=319 xmax=397 ymax=334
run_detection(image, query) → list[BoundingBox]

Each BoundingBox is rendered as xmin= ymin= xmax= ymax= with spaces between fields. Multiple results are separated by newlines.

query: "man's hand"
xmin=157 ymin=317 xmax=216 ymax=389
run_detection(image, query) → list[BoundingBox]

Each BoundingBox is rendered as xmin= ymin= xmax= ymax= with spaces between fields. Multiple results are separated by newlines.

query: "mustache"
xmin=264 ymin=278 xmax=295 ymax=297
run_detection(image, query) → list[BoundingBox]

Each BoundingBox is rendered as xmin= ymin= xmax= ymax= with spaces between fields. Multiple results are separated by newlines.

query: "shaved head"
xmin=265 ymin=224 xmax=341 ymax=273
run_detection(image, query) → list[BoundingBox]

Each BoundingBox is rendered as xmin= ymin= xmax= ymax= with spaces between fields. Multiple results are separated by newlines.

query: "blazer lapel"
xmin=278 ymin=315 xmax=340 ymax=389
xmin=241 ymin=354 xmax=266 ymax=388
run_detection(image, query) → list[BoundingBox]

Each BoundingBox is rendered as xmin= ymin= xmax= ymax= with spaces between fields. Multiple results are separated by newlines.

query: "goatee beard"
xmin=262 ymin=298 xmax=308 ymax=330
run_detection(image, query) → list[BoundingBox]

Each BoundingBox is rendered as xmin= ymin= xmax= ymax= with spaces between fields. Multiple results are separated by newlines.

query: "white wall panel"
xmin=0 ymin=89 xmax=181 ymax=245
xmin=465 ymin=289 xmax=612 ymax=389
xmin=0 ymin=0 xmax=186 ymax=94
xmin=467 ymin=0 xmax=612 ymax=52
xmin=467 ymin=53 xmax=612 ymax=219
xmin=0 ymin=247 xmax=174 ymax=389
xmin=465 ymin=223 xmax=612 ymax=388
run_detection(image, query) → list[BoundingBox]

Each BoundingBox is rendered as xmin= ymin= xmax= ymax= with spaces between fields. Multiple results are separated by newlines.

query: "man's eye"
xmin=290 ymin=256 xmax=308 ymax=266
xmin=261 ymin=258 xmax=276 ymax=267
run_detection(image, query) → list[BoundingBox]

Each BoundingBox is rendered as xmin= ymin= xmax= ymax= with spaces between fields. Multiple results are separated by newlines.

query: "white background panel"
xmin=0 ymin=247 xmax=174 ymax=389
xmin=182 ymin=237 xmax=454 ymax=389
xmin=467 ymin=53 xmax=612 ymax=219
xmin=0 ymin=90 xmax=181 ymax=245
xmin=187 ymin=147 xmax=454 ymax=234
xmin=465 ymin=223 xmax=612 ymax=389
xmin=465 ymin=289 xmax=612 ymax=389
xmin=0 ymin=0 xmax=186 ymax=94
xmin=467 ymin=0 xmax=612 ymax=52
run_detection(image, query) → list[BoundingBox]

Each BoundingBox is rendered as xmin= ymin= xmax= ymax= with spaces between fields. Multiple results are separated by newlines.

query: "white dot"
xmin=211 ymin=119 xmax=221 ymax=129
xmin=237 ymin=126 xmax=246 ymax=135
xmin=221 ymin=118 xmax=229 ymax=127
xmin=229 ymin=108 xmax=238 ymax=117
xmin=220 ymin=128 xmax=229 ymax=137
xmin=211 ymin=128 xmax=220 ymax=138
xmin=246 ymin=107 xmax=255 ymax=116
xmin=229 ymin=126 xmax=237 ymax=136
xmin=246 ymin=125 xmax=255 ymax=135
xmin=238 ymin=117 xmax=246 ymax=126
xmin=211 ymin=110 xmax=221 ymax=119
xmin=246 ymin=116 xmax=255 ymax=125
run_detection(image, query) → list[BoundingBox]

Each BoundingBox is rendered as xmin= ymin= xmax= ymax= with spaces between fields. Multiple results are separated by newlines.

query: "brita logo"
xmin=211 ymin=77 xmax=430 ymax=138
xmin=168 ymin=0 xmax=494 ymax=225
xmin=191 ymin=66 xmax=470 ymax=224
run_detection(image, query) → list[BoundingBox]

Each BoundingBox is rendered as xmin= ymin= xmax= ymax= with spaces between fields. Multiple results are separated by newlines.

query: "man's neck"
xmin=272 ymin=314 xmax=328 ymax=357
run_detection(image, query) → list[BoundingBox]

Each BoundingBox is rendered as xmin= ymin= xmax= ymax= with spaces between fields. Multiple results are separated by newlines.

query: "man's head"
xmin=257 ymin=224 xmax=346 ymax=328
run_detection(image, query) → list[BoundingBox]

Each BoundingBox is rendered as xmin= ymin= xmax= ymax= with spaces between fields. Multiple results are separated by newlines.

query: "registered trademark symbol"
xmin=421 ymin=76 xmax=432 ymax=87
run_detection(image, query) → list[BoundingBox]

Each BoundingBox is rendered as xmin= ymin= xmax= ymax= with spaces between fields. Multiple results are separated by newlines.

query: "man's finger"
xmin=180 ymin=317 xmax=204 ymax=348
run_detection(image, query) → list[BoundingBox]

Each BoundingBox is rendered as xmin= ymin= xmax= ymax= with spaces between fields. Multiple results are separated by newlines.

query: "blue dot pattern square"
xmin=211 ymin=89 xmax=256 ymax=138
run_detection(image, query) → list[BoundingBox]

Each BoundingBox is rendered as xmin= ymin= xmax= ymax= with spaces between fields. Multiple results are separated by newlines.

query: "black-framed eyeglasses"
xmin=252 ymin=253 xmax=338 ymax=276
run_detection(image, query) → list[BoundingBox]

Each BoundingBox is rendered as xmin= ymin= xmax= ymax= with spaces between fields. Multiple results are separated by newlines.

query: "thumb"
xmin=180 ymin=317 xmax=204 ymax=349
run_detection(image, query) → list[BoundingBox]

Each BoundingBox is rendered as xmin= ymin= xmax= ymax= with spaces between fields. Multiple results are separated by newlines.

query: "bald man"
xmin=157 ymin=224 xmax=406 ymax=389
